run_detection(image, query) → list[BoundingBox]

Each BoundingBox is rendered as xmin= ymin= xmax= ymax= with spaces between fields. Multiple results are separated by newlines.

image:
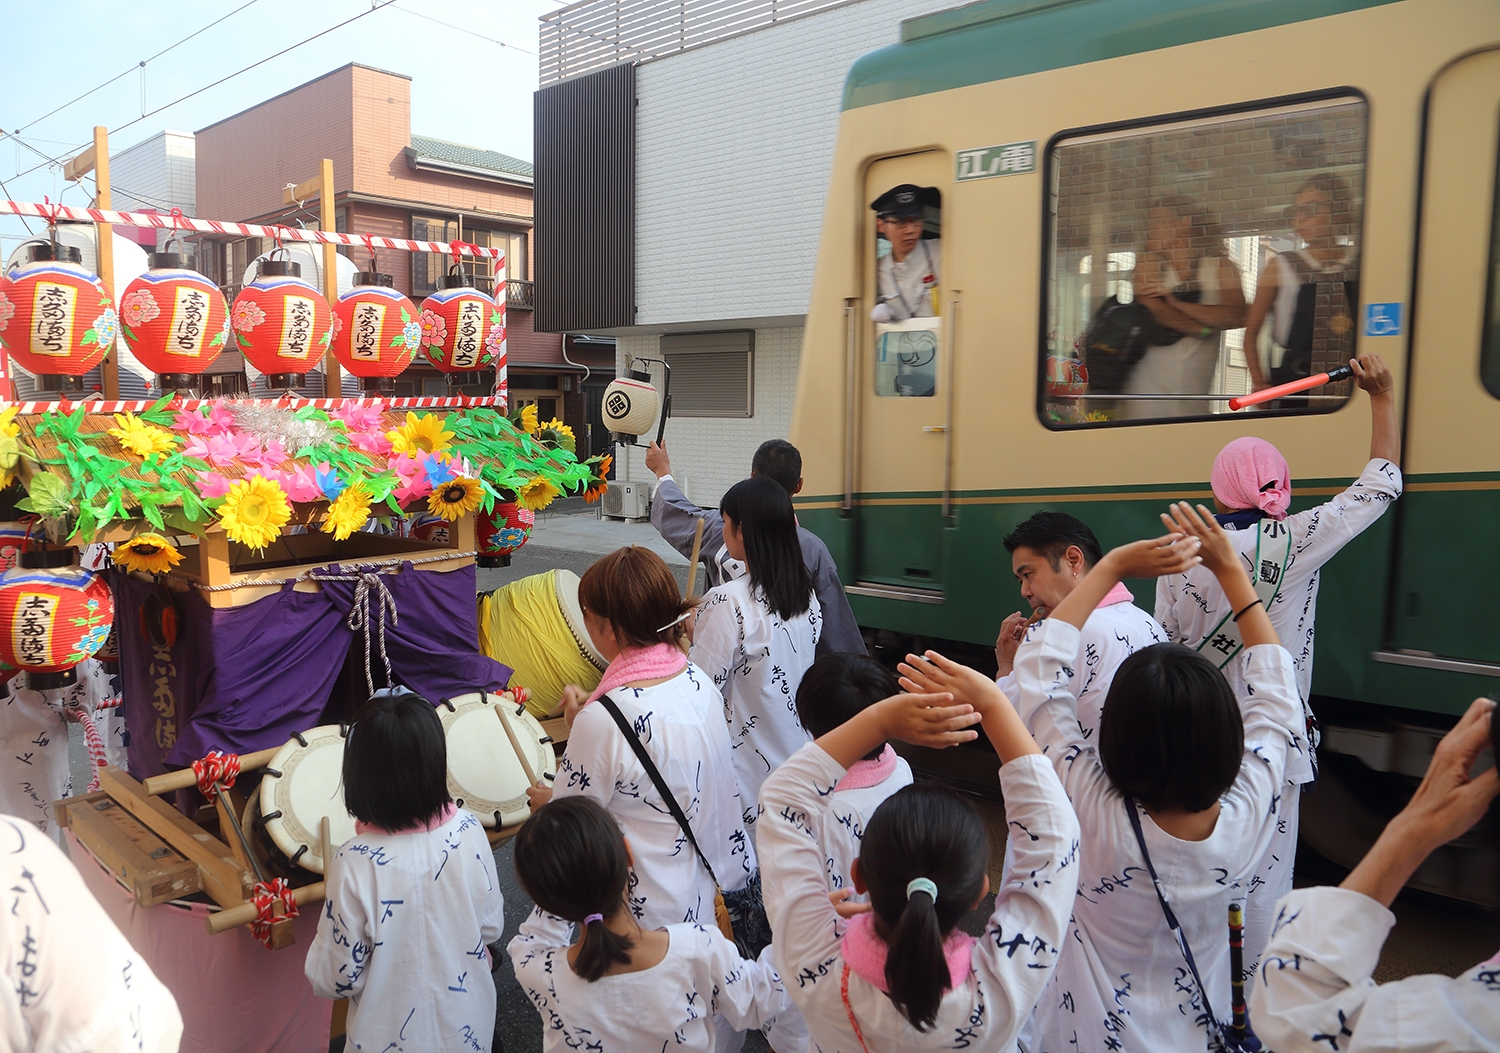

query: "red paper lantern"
xmin=476 ymin=501 xmax=534 ymax=568
xmin=0 ymin=245 xmax=114 ymax=392
xmin=0 ymin=525 xmax=27 ymax=573
xmin=332 ymin=272 xmax=420 ymax=393
xmin=229 ymin=259 xmax=333 ymax=389
xmin=119 ymin=253 xmax=230 ymax=393
xmin=0 ymin=550 xmax=114 ymax=689
xmin=418 ymin=275 xmax=501 ymax=381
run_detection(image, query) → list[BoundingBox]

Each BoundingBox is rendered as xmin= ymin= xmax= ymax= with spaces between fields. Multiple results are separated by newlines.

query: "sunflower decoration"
xmin=113 ymin=534 xmax=185 ymax=575
xmin=386 ymin=412 xmax=455 ymax=459
xmin=108 ymin=413 xmax=177 ymax=459
xmin=533 ymin=418 xmax=576 ymax=454
xmin=321 ymin=481 xmax=373 ymax=541
xmin=427 ymin=477 xmax=484 ymax=522
xmin=217 ymin=476 xmax=292 ymax=551
xmin=517 ymin=404 xmax=538 ymax=434
xmin=582 ymin=454 xmax=612 ymax=504
xmin=515 ymin=475 xmax=561 ymax=512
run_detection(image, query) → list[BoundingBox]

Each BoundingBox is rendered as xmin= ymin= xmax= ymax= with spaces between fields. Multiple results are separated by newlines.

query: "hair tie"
xmin=582 ymin=913 xmax=603 ymax=925
xmin=905 ymin=877 xmax=938 ymax=902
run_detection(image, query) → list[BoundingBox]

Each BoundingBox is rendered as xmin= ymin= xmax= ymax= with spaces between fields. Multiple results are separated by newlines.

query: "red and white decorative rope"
xmin=249 ymin=878 xmax=299 ymax=949
xmin=0 ymin=200 xmax=505 ymax=260
xmin=76 ymin=709 xmax=108 ymax=793
xmin=0 ymin=394 xmax=504 ymax=414
xmin=191 ymin=749 xmax=240 ymax=802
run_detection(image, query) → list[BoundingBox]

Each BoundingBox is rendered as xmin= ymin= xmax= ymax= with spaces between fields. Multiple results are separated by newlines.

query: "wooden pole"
xmin=320 ymin=158 xmax=340 ymax=397
xmin=686 ymin=517 xmax=704 ymax=600
xmin=90 ymin=127 xmax=120 ymax=399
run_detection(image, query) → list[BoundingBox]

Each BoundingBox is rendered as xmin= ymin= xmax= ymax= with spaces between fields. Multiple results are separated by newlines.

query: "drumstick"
xmin=495 ymin=701 xmax=541 ymax=788
xmin=143 ymin=746 xmax=281 ymax=797
xmin=686 ymin=517 xmax=704 ymax=600
xmin=1228 ymin=364 xmax=1353 ymax=410
xmin=320 ymin=815 xmax=332 ymax=875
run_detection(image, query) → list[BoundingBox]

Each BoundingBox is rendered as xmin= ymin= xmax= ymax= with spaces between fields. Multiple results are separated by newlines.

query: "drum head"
xmin=440 ymin=692 xmax=558 ymax=828
xmin=554 ymin=569 xmax=607 ymax=672
xmin=260 ymin=725 xmax=356 ymax=875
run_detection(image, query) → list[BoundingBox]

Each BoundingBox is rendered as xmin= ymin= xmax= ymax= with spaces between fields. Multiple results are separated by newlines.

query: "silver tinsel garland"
xmin=223 ymin=399 xmax=344 ymax=450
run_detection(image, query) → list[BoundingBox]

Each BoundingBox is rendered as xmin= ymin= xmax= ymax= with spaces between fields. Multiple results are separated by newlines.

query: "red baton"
xmin=1229 ymin=364 xmax=1354 ymax=410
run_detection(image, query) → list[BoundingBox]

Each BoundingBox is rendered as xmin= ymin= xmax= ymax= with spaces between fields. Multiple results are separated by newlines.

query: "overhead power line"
xmin=390 ymin=3 xmax=538 ymax=54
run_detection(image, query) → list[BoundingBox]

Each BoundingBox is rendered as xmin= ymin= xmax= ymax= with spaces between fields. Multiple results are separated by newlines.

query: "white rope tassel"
xmin=310 ymin=569 xmax=399 ymax=697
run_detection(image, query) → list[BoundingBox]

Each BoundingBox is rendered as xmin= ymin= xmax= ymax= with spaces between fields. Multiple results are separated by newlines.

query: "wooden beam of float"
xmin=64 ymin=126 xmax=120 ymax=400
xmin=283 ymin=159 xmax=341 ymax=396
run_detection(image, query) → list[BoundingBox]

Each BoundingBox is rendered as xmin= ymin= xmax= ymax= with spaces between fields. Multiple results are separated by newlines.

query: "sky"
xmin=0 ymin=0 xmax=566 ymax=252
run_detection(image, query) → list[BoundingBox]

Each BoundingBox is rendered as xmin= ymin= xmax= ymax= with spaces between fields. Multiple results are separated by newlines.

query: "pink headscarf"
xmin=1211 ymin=437 xmax=1291 ymax=520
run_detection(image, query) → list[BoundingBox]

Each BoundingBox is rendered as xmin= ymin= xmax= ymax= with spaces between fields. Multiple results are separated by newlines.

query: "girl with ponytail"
xmin=508 ymin=797 xmax=790 ymax=1053
xmin=757 ymin=663 xmax=1079 ymax=1050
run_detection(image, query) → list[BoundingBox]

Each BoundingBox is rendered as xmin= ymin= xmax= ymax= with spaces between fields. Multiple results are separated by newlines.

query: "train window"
xmin=1483 ymin=128 xmax=1500 ymax=400
xmin=1042 ymin=96 xmax=1367 ymax=426
xmin=871 ymin=184 xmax=942 ymax=397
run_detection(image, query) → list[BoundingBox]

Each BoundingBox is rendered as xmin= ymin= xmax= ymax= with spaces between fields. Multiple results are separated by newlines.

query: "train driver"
xmin=869 ymin=184 xmax=942 ymax=323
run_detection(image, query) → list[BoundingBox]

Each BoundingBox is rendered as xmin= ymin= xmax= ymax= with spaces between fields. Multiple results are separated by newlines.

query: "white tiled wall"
xmin=109 ymin=131 xmax=197 ymax=250
xmin=616 ymin=326 xmax=805 ymax=507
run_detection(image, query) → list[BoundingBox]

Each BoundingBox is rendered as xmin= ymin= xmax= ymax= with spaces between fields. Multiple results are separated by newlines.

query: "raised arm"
xmin=1350 ymin=353 xmax=1399 ymax=465
xmin=1161 ymin=503 xmax=1276 ymax=648
xmin=896 ymin=651 xmax=1039 ymax=763
xmin=647 ymin=442 xmax=727 ymax=566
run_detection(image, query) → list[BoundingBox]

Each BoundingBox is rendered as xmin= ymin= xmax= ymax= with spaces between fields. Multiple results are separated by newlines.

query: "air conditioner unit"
xmin=601 ymin=481 xmax=651 ymax=521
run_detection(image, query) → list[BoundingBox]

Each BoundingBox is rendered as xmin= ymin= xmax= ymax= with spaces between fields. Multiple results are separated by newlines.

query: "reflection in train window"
xmin=1042 ymin=96 xmax=1367 ymax=426
xmin=1483 ymin=120 xmax=1500 ymax=401
xmin=871 ymin=183 xmax=941 ymax=397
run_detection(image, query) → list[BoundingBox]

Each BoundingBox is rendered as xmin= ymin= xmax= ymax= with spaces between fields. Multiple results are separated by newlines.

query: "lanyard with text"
xmin=1194 ymin=518 xmax=1292 ymax=669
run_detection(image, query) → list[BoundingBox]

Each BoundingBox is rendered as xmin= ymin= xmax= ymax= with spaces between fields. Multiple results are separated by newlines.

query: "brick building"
xmin=193 ymin=62 xmax=600 ymax=422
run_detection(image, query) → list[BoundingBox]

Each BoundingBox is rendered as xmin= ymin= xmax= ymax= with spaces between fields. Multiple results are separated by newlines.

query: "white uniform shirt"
xmin=876 ymin=239 xmax=942 ymax=320
xmin=508 ymin=920 xmax=791 ymax=1053
xmin=555 ymin=665 xmax=756 ymax=928
xmin=997 ymin=595 xmax=1166 ymax=740
xmin=0 ymin=660 xmax=116 ymax=836
xmin=2 ymin=814 xmax=182 ymax=1052
xmin=692 ymin=579 xmax=821 ymax=841
xmin=758 ymin=743 xmax=1079 ymax=1053
xmin=1251 ymin=886 xmax=1500 ymax=1053
xmin=1016 ymin=619 xmax=1303 ymax=1053
xmin=816 ymin=747 xmax=913 ymax=899
xmin=305 ymin=809 xmax=506 ymax=1052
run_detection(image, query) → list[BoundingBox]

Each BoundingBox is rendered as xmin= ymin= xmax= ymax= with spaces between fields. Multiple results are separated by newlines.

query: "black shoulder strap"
xmin=597 ymin=693 xmax=720 ymax=889
xmin=1125 ymin=796 xmax=1227 ymax=1045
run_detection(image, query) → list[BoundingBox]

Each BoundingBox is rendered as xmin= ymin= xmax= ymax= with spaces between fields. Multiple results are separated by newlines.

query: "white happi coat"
xmin=691 ymin=578 xmax=821 ymax=841
xmin=998 ymin=593 xmax=1166 ymax=740
xmin=1016 ymin=619 xmax=1303 ymax=1053
xmin=1251 ymin=886 xmax=1500 ymax=1052
xmin=305 ymin=809 xmax=505 ymax=1052
xmin=2 ymin=813 xmax=182 ymax=1051
xmin=758 ymin=743 xmax=1079 ymax=1053
xmin=555 ymin=665 xmax=755 ymax=928
xmin=1154 ymin=457 xmax=1403 ymax=968
xmin=508 ymin=920 xmax=791 ymax=1053
xmin=815 ymin=746 xmax=913 ymax=900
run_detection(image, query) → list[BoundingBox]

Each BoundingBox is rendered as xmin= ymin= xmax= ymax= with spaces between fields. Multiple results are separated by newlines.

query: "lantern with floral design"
xmin=119 ymin=253 xmax=230 ymax=394
xmin=0 ymin=245 xmax=115 ymax=392
xmin=1045 ymin=354 xmax=1089 ymax=398
xmin=0 ymin=524 xmax=28 ymax=573
xmin=229 ymin=258 xmax=333 ymax=389
xmin=332 ymin=272 xmax=421 ymax=393
xmin=476 ymin=501 xmax=534 ymax=568
xmin=0 ymin=549 xmax=114 ymax=689
xmin=418 ymin=273 xmax=501 ymax=384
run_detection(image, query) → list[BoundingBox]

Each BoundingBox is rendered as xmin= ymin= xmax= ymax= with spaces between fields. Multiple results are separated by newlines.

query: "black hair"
xmin=512 ymin=797 xmax=634 ymax=982
xmin=1098 ymin=643 xmax=1244 ymax=812
xmin=1001 ymin=511 xmax=1103 ymax=570
xmin=795 ymin=653 xmax=898 ymax=761
xmin=750 ymin=439 xmax=802 ymax=496
xmin=342 ymin=691 xmax=452 ymax=832
xmin=720 ymin=476 xmax=812 ymax=622
xmin=859 ymin=784 xmax=987 ymax=1030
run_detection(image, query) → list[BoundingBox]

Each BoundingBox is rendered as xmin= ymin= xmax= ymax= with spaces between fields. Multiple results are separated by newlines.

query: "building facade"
xmin=535 ymin=0 xmax=953 ymax=505
xmin=107 ymin=130 xmax=197 ymax=251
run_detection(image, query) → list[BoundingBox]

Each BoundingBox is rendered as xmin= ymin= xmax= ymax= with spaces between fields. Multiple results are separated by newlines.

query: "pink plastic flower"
xmin=348 ymin=429 xmax=392 ymax=456
xmin=232 ymin=299 xmax=266 ymax=332
xmin=331 ymin=404 xmax=386 ymax=432
xmin=243 ymin=439 xmax=288 ymax=469
xmin=184 ymin=433 xmax=244 ymax=467
xmin=281 ymin=464 xmax=324 ymax=504
xmin=419 ymin=309 xmax=447 ymax=348
xmin=195 ymin=471 xmax=233 ymax=499
xmin=121 ymin=289 xmax=161 ymax=328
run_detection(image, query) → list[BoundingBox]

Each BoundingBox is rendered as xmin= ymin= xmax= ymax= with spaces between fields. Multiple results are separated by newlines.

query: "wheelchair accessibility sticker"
xmin=1365 ymin=303 xmax=1402 ymax=337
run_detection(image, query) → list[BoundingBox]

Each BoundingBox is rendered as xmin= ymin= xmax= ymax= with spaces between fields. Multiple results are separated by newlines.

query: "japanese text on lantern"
xmin=451 ymin=301 xmax=484 ymax=368
xmin=280 ymin=296 xmax=315 ymax=359
xmin=12 ymin=594 xmax=58 ymax=667
xmin=351 ymin=302 xmax=386 ymax=361
xmin=169 ymin=286 xmax=210 ymax=356
xmin=29 ymin=284 xmax=77 ymax=357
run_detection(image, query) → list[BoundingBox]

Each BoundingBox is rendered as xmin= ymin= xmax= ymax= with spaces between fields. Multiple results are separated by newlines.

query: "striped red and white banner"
xmin=0 ymin=394 xmax=505 ymax=415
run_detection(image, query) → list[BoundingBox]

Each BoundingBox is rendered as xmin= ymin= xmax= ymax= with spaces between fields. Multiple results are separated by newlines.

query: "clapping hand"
xmin=1159 ymin=503 xmax=1236 ymax=576
xmin=898 ymin=650 xmax=1007 ymax=717
xmin=1099 ymin=532 xmax=1202 ymax=580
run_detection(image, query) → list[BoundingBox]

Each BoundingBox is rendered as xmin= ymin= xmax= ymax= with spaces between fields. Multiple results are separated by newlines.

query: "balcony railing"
xmin=505 ymin=279 xmax=536 ymax=310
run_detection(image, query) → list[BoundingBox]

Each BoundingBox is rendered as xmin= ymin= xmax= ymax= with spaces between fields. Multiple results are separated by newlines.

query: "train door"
xmin=1388 ymin=49 xmax=1500 ymax=667
xmin=856 ymin=152 xmax=953 ymax=593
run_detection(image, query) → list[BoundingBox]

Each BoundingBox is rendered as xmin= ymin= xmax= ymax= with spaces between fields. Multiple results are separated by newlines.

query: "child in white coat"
xmin=305 ymin=692 xmax=505 ymax=1052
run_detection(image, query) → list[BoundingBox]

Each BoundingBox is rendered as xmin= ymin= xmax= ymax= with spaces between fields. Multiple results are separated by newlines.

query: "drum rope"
xmin=168 ymin=551 xmax=479 ymax=592
xmin=249 ymin=878 xmax=299 ymax=949
xmin=192 ymin=750 xmax=241 ymax=801
xmin=308 ymin=569 xmax=398 ymax=696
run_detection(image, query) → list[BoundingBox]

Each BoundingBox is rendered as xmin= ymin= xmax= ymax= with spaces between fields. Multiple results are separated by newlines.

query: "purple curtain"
xmin=112 ymin=564 xmax=510 ymax=776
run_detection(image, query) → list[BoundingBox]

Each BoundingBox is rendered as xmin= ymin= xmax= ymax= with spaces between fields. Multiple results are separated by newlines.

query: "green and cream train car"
xmin=790 ymin=0 xmax=1500 ymax=906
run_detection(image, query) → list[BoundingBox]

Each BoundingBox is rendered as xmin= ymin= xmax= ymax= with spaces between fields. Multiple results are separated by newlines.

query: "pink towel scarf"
xmin=836 ymin=744 xmax=899 ymax=793
xmin=841 ymin=911 xmax=975 ymax=995
xmin=587 ymin=643 xmax=689 ymax=704
xmin=1211 ymin=436 xmax=1292 ymax=519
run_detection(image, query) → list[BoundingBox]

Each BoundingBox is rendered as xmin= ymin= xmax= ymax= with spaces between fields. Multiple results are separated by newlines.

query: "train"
xmin=789 ymin=0 xmax=1500 ymax=907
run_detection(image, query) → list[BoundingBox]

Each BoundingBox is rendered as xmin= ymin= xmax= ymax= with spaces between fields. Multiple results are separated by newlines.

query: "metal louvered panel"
xmin=661 ymin=331 xmax=753 ymax=417
xmin=534 ymin=63 xmax=636 ymax=333
xmin=539 ymin=0 xmax=862 ymax=86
